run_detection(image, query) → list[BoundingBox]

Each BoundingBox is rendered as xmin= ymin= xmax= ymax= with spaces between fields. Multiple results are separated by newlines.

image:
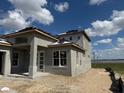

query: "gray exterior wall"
xmin=58 ymin=33 xmax=91 ymax=76
xmin=6 ymin=34 xmax=32 ymax=74
xmin=44 ymin=47 xmax=72 ymax=76
xmin=11 ymin=48 xmax=29 ymax=74
xmin=9 ymin=33 xmax=56 ymax=75
xmin=70 ymin=47 xmax=91 ymax=76
xmin=59 ymin=33 xmax=91 ymax=58
xmin=0 ymin=46 xmax=11 ymax=76
xmin=60 ymin=33 xmax=84 ymax=48
xmin=82 ymin=35 xmax=91 ymax=58
xmin=43 ymin=46 xmax=91 ymax=76
xmin=1 ymin=30 xmax=91 ymax=77
xmin=6 ymin=34 xmax=33 ymax=46
xmin=34 ymin=34 xmax=56 ymax=47
xmin=28 ymin=33 xmax=57 ymax=78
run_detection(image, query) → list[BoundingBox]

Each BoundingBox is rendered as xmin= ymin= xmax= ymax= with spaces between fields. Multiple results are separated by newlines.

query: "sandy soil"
xmin=0 ymin=69 xmax=113 ymax=93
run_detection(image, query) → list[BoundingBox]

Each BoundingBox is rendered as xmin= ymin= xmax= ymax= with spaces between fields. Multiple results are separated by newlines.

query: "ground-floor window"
xmin=53 ymin=50 xmax=67 ymax=67
xmin=12 ymin=52 xmax=19 ymax=67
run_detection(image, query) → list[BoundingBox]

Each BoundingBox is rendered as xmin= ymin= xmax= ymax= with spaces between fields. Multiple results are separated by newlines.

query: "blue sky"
xmin=0 ymin=0 xmax=124 ymax=59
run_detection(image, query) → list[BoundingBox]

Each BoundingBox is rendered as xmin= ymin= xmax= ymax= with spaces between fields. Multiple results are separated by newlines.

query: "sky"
xmin=0 ymin=0 xmax=124 ymax=59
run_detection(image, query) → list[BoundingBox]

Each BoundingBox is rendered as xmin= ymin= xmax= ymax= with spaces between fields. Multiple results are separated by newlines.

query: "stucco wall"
xmin=44 ymin=47 xmax=72 ymax=76
xmin=59 ymin=33 xmax=83 ymax=48
xmin=83 ymin=35 xmax=91 ymax=57
xmin=6 ymin=34 xmax=33 ymax=45
xmin=11 ymin=48 xmax=29 ymax=74
xmin=34 ymin=34 xmax=57 ymax=47
xmin=28 ymin=33 xmax=57 ymax=78
xmin=32 ymin=33 xmax=91 ymax=76
xmin=44 ymin=46 xmax=91 ymax=76
xmin=70 ymin=47 xmax=91 ymax=76
xmin=0 ymin=46 xmax=11 ymax=76
xmin=9 ymin=33 xmax=56 ymax=74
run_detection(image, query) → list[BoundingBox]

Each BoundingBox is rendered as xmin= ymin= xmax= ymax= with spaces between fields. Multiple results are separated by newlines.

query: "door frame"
xmin=0 ymin=52 xmax=5 ymax=75
xmin=37 ymin=51 xmax=45 ymax=72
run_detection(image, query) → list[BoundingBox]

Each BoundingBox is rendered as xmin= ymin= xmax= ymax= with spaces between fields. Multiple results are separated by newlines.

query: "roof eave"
xmin=34 ymin=29 xmax=58 ymax=41
xmin=57 ymin=30 xmax=91 ymax=42
xmin=0 ymin=29 xmax=58 ymax=41
xmin=0 ymin=43 xmax=12 ymax=47
xmin=48 ymin=43 xmax=85 ymax=52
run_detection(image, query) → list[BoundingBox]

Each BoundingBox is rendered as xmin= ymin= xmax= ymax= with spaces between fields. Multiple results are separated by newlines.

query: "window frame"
xmin=12 ymin=51 xmax=20 ymax=67
xmin=52 ymin=50 xmax=67 ymax=67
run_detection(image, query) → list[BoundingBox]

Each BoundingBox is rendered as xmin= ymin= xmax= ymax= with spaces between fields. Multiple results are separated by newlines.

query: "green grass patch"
xmin=92 ymin=63 xmax=124 ymax=75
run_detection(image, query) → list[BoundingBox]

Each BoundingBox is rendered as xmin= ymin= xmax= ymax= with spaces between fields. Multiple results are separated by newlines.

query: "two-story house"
xmin=0 ymin=27 xmax=91 ymax=78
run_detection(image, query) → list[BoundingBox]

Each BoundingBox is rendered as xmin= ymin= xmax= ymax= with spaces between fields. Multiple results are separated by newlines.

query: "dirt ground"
xmin=0 ymin=69 xmax=113 ymax=93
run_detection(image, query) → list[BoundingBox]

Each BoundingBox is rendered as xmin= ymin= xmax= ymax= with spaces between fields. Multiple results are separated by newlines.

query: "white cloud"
xmin=117 ymin=37 xmax=124 ymax=48
xmin=93 ymin=42 xmax=98 ymax=46
xmin=93 ymin=48 xmax=124 ymax=59
xmin=117 ymin=37 xmax=124 ymax=43
xmin=89 ymin=0 xmax=107 ymax=5
xmin=86 ymin=10 xmax=124 ymax=37
xmin=9 ymin=0 xmax=54 ymax=25
xmin=92 ymin=37 xmax=124 ymax=59
xmin=55 ymin=2 xmax=69 ymax=12
xmin=0 ymin=0 xmax=54 ymax=33
xmin=0 ymin=9 xmax=30 ymax=34
xmin=96 ymin=38 xmax=112 ymax=44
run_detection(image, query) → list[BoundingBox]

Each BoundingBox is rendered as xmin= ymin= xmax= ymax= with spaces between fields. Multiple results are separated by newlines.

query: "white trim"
xmin=37 ymin=51 xmax=45 ymax=72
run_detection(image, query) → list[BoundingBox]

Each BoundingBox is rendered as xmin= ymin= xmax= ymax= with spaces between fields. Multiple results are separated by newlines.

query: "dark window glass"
xmin=15 ymin=37 xmax=28 ymax=44
xmin=60 ymin=51 xmax=66 ymax=58
xmin=54 ymin=59 xmax=59 ymax=66
xmin=77 ymin=36 xmax=80 ymax=40
xmin=61 ymin=59 xmax=66 ymax=66
xmin=53 ymin=51 xmax=67 ymax=66
xmin=53 ymin=51 xmax=59 ymax=58
xmin=40 ymin=65 xmax=43 ymax=69
xmin=69 ymin=37 xmax=72 ymax=40
xmin=40 ymin=61 xmax=43 ymax=64
xmin=12 ymin=52 xmax=19 ymax=66
xmin=40 ymin=53 xmax=44 ymax=56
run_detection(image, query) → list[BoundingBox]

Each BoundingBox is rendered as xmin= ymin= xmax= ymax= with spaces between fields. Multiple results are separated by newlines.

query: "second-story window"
xmin=15 ymin=37 xmax=28 ymax=44
xmin=12 ymin=52 xmax=19 ymax=67
xmin=69 ymin=36 xmax=72 ymax=41
xmin=77 ymin=36 xmax=80 ymax=40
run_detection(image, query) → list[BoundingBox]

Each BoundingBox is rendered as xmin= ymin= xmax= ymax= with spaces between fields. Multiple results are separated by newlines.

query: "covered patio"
xmin=10 ymin=44 xmax=49 ymax=78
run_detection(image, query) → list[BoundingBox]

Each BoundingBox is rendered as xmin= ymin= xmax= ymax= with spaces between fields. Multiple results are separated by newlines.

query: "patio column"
xmin=3 ymin=51 xmax=11 ymax=76
xmin=29 ymin=37 xmax=37 ymax=78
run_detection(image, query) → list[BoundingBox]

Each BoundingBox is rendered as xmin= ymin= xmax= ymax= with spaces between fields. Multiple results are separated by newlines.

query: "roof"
xmin=0 ymin=39 xmax=12 ymax=46
xmin=48 ymin=41 xmax=85 ymax=52
xmin=0 ymin=27 xmax=58 ymax=41
xmin=57 ymin=29 xmax=91 ymax=42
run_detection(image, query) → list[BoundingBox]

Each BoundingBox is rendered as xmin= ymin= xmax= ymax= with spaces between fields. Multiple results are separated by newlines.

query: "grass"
xmin=92 ymin=63 xmax=124 ymax=75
